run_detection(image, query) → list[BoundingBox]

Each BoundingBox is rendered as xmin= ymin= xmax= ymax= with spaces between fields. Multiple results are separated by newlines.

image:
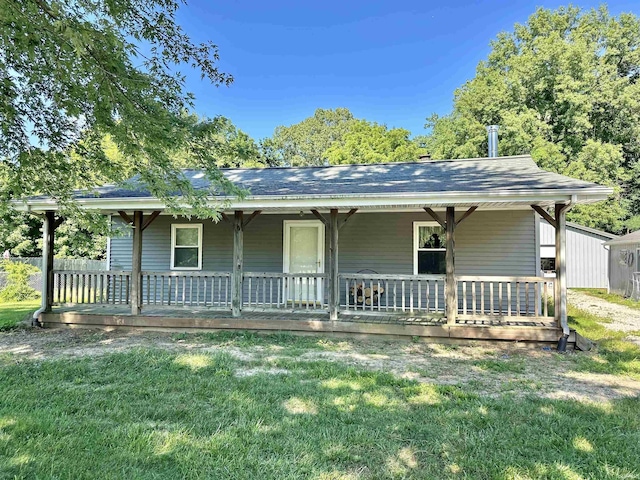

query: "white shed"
xmin=539 ymin=219 xmax=617 ymax=289
xmin=604 ymin=230 xmax=640 ymax=298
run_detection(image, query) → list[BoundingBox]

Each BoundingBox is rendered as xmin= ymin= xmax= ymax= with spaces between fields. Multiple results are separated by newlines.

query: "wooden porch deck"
xmin=40 ymin=305 xmax=567 ymax=345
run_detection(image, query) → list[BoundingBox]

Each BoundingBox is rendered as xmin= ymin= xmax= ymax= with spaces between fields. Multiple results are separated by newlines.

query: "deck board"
xmin=41 ymin=305 xmax=563 ymax=344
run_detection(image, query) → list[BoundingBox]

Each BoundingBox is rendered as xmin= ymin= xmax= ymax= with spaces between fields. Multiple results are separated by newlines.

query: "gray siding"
xmin=539 ymin=220 xmax=611 ymax=289
xmin=609 ymin=242 xmax=640 ymax=295
xmin=110 ymin=210 xmax=537 ymax=277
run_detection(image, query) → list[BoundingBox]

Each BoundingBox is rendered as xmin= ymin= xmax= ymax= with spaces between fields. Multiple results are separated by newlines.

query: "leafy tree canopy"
xmin=262 ymin=108 xmax=425 ymax=166
xmin=424 ymin=6 xmax=640 ymax=233
xmin=324 ymin=120 xmax=426 ymax=165
xmin=261 ymin=108 xmax=356 ymax=166
xmin=1 ymin=0 xmax=239 ymax=221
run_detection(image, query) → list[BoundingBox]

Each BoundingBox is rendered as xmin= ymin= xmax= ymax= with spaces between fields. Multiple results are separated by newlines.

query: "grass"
xmin=575 ymin=288 xmax=640 ymax=310
xmin=0 ymin=301 xmax=40 ymax=330
xmin=568 ymin=305 xmax=640 ymax=379
xmin=0 ymin=347 xmax=639 ymax=479
xmin=0 ymin=303 xmax=639 ymax=478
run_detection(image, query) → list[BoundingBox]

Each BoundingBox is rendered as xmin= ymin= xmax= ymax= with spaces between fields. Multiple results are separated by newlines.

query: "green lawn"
xmin=0 ymin=308 xmax=639 ymax=479
xmin=575 ymin=288 xmax=640 ymax=310
xmin=0 ymin=301 xmax=40 ymax=330
xmin=568 ymin=304 xmax=640 ymax=379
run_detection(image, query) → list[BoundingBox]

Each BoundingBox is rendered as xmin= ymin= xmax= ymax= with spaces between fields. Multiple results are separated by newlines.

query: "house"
xmin=538 ymin=220 xmax=617 ymax=288
xmin=19 ymin=154 xmax=612 ymax=350
xmin=604 ymin=230 xmax=640 ymax=299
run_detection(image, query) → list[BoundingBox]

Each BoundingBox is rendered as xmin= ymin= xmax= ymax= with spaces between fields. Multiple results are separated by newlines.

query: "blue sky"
xmin=177 ymin=1 xmax=639 ymax=140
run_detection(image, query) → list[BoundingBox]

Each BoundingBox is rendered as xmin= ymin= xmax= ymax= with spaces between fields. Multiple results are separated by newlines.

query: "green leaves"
xmin=425 ymin=5 xmax=640 ymax=233
xmin=262 ymin=108 xmax=426 ymax=166
xmin=0 ymin=0 xmax=235 ymax=220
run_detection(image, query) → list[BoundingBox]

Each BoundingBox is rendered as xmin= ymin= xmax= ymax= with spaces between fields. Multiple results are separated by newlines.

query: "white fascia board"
xmin=16 ymin=187 xmax=612 ymax=213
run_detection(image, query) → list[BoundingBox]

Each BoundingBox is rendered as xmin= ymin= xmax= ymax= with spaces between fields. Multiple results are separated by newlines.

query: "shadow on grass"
xmin=0 ymin=349 xmax=639 ymax=479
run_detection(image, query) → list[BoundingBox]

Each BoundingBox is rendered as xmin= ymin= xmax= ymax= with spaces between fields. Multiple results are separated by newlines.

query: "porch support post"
xmin=555 ymin=203 xmax=570 ymax=343
xmin=131 ymin=210 xmax=143 ymax=315
xmin=329 ymin=209 xmax=339 ymax=322
xmin=232 ymin=210 xmax=244 ymax=317
xmin=445 ymin=207 xmax=457 ymax=325
xmin=42 ymin=211 xmax=56 ymax=314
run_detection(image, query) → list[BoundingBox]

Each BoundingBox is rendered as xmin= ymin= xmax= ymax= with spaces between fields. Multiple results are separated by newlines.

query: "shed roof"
xmin=540 ymin=219 xmax=618 ymax=240
xmin=604 ymin=230 xmax=640 ymax=246
xmin=19 ymin=155 xmax=613 ymax=212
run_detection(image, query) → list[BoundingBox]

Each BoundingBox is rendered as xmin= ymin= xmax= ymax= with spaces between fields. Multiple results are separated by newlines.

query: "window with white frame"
xmin=171 ymin=224 xmax=203 ymax=270
xmin=413 ymin=222 xmax=446 ymax=275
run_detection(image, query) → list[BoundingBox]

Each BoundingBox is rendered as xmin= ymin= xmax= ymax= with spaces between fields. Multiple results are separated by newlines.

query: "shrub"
xmin=0 ymin=260 xmax=40 ymax=302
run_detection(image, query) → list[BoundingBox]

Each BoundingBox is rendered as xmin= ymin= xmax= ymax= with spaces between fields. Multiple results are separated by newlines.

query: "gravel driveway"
xmin=568 ymin=290 xmax=640 ymax=332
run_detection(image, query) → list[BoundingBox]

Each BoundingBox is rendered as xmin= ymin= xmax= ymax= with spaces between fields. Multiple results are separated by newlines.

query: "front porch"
xmin=41 ymin=303 xmax=567 ymax=344
xmin=41 ymin=269 xmax=565 ymax=344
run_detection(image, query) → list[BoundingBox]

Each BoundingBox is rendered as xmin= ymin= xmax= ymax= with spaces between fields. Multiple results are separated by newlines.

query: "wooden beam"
xmin=310 ymin=209 xmax=328 ymax=226
xmin=445 ymin=207 xmax=457 ymax=325
xmin=53 ymin=217 xmax=64 ymax=229
xmin=43 ymin=211 xmax=56 ymax=314
xmin=329 ymin=209 xmax=339 ymax=322
xmin=141 ymin=211 xmax=161 ymax=231
xmin=232 ymin=211 xmax=244 ymax=317
xmin=531 ymin=205 xmax=556 ymax=229
xmin=220 ymin=212 xmax=231 ymax=224
xmin=555 ymin=203 xmax=569 ymax=337
xmin=338 ymin=208 xmax=358 ymax=231
xmin=243 ymin=210 xmax=262 ymax=229
xmin=423 ymin=207 xmax=447 ymax=229
xmin=455 ymin=206 xmax=478 ymax=226
xmin=117 ymin=211 xmax=132 ymax=225
xmin=131 ymin=211 xmax=143 ymax=315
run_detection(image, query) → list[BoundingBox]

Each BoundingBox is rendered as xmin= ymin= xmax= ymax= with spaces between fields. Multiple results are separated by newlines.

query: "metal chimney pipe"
xmin=487 ymin=125 xmax=499 ymax=158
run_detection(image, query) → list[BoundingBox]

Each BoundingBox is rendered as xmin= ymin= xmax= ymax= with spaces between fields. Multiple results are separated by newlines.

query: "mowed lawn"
xmin=0 ymin=305 xmax=638 ymax=479
xmin=0 ymin=301 xmax=39 ymax=330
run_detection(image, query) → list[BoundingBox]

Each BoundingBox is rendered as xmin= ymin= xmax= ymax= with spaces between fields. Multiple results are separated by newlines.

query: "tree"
xmin=262 ymin=108 xmax=425 ymax=166
xmin=324 ymin=120 xmax=426 ymax=165
xmin=1 ymin=0 xmax=240 ymax=222
xmin=424 ymin=6 xmax=640 ymax=233
xmin=262 ymin=108 xmax=355 ymax=166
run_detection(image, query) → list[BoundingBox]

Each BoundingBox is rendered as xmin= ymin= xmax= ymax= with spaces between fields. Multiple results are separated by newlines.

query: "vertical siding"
xmin=539 ymin=220 xmax=611 ymax=288
xmin=609 ymin=242 xmax=640 ymax=295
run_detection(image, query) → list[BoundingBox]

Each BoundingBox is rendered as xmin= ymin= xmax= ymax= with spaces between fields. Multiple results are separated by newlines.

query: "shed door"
xmin=283 ymin=221 xmax=324 ymax=304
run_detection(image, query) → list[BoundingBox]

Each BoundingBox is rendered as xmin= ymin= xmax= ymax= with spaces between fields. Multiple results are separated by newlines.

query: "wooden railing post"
xmin=232 ymin=211 xmax=244 ymax=317
xmin=446 ymin=207 xmax=456 ymax=324
xmin=131 ymin=211 xmax=143 ymax=315
xmin=329 ymin=209 xmax=339 ymax=322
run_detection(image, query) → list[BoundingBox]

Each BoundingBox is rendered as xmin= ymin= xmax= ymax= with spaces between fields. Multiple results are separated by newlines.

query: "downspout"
xmin=32 ymin=213 xmax=49 ymax=327
xmin=557 ymin=194 xmax=577 ymax=352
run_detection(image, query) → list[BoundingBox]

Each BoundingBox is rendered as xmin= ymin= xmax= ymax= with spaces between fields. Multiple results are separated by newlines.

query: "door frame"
xmin=283 ymin=220 xmax=325 ymax=274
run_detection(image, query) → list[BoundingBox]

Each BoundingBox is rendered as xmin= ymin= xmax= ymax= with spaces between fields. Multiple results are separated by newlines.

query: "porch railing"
xmin=52 ymin=270 xmax=555 ymax=323
xmin=456 ymin=276 xmax=553 ymax=319
xmin=339 ymin=274 xmax=446 ymax=313
xmin=53 ymin=270 xmax=131 ymax=305
xmin=141 ymin=271 xmax=231 ymax=308
xmin=242 ymin=273 xmax=328 ymax=310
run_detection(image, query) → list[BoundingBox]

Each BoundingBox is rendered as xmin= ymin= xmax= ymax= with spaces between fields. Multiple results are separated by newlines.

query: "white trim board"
xmin=170 ymin=223 xmax=203 ymax=271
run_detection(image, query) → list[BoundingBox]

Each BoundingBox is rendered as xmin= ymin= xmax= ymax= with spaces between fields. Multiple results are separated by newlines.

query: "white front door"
xmin=283 ymin=220 xmax=324 ymax=304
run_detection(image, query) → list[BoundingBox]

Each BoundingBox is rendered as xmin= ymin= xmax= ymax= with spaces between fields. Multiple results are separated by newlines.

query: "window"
xmin=413 ymin=222 xmax=446 ymax=275
xmin=541 ymin=257 xmax=556 ymax=272
xmin=171 ymin=224 xmax=203 ymax=270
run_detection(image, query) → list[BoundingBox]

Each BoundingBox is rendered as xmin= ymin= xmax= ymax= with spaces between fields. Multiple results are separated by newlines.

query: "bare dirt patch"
xmin=1 ymin=327 xmax=639 ymax=403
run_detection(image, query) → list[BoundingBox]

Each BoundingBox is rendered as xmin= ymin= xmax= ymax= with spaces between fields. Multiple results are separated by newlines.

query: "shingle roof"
xmin=604 ymin=230 xmax=640 ymax=246
xmin=76 ymin=155 xmax=608 ymax=200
